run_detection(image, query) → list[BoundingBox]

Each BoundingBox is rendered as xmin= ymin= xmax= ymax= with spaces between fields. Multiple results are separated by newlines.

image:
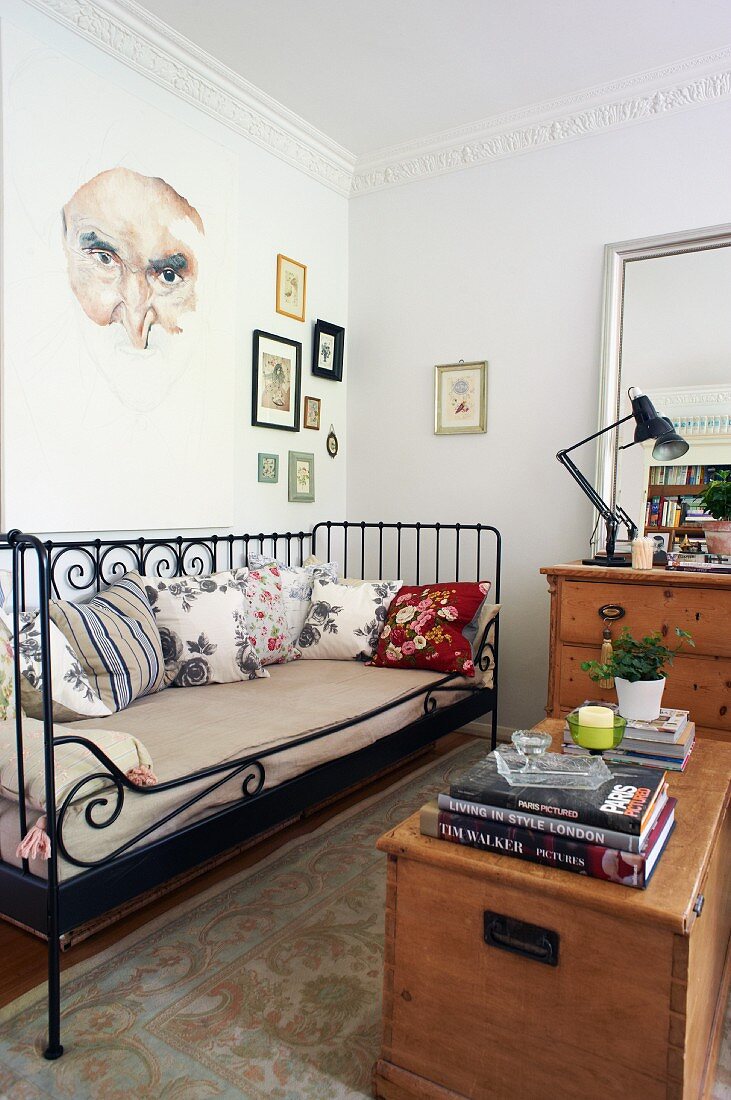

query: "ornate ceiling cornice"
xmin=352 ymin=49 xmax=731 ymax=195
xmin=23 ymin=0 xmax=356 ymax=197
xmin=652 ymin=384 xmax=731 ymax=409
xmin=20 ymin=1 xmax=731 ymax=199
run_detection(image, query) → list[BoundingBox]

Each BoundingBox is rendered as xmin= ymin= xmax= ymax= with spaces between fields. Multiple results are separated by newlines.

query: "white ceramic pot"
xmin=703 ymin=519 xmax=731 ymax=556
xmin=614 ymin=676 xmax=666 ymax=722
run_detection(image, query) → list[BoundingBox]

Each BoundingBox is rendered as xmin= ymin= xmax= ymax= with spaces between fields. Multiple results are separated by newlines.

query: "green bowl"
xmin=566 ymin=712 xmax=626 ymax=753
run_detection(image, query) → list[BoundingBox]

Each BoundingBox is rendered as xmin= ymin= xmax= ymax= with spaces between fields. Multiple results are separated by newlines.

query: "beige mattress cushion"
xmin=0 ymin=661 xmax=487 ymax=879
xmin=68 ymin=661 xmax=460 ymax=777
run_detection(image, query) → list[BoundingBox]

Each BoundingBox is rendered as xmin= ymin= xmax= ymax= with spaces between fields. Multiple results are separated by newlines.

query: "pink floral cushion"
xmin=241 ymin=565 xmax=298 ymax=665
xmin=370 ymin=581 xmax=492 ymax=677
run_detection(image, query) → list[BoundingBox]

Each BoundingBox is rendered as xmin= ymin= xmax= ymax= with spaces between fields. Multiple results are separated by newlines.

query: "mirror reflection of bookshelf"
xmin=644 ymin=460 xmax=731 ymax=553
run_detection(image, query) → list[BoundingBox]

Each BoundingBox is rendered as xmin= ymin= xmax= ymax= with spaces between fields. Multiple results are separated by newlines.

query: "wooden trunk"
xmin=541 ymin=563 xmax=731 ymax=741
xmin=374 ymin=722 xmax=731 ymax=1100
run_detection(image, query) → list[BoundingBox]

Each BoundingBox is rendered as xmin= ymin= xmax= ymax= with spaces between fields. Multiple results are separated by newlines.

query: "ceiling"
xmin=135 ymin=0 xmax=731 ymax=156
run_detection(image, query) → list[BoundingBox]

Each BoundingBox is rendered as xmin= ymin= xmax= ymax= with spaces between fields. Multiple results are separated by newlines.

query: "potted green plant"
xmin=698 ymin=469 xmax=731 ymax=556
xmin=581 ymin=627 xmax=693 ymax=721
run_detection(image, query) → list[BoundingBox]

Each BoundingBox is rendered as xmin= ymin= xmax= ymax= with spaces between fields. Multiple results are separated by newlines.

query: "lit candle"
xmin=576 ymin=704 xmax=615 ymax=750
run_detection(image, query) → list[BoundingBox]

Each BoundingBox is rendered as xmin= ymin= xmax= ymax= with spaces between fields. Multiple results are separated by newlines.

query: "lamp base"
xmin=581 ymin=555 xmax=630 ymax=567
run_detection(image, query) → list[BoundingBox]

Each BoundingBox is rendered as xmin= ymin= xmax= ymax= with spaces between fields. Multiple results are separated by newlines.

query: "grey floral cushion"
xmin=145 ymin=571 xmax=268 ymax=688
xmin=0 ymin=609 xmax=111 ymax=722
xmin=296 ymin=576 xmax=402 ymax=661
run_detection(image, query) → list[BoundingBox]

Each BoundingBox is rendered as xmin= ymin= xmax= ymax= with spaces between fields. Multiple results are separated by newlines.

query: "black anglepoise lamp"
xmin=557 ymin=387 xmax=689 ymax=567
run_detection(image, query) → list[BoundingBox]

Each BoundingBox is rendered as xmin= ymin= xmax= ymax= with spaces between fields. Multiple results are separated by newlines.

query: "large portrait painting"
xmin=1 ymin=24 xmax=238 ymax=531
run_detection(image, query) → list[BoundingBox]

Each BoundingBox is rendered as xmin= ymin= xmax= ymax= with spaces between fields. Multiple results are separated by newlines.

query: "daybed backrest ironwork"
xmin=1 ymin=521 xmax=501 ymax=605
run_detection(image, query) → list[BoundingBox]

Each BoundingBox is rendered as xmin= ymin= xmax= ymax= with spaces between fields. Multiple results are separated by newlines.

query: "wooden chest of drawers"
xmin=541 ymin=564 xmax=731 ymax=742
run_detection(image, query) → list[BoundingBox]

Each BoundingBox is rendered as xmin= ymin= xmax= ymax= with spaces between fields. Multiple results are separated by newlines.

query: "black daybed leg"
xmin=44 ymin=931 xmax=63 ymax=1060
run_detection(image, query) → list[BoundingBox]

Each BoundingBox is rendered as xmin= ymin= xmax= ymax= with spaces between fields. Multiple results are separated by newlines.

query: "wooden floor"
xmin=0 ymin=730 xmax=471 ymax=1009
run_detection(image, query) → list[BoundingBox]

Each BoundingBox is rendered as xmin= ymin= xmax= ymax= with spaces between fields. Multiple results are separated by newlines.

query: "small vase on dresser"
xmin=541 ymin=562 xmax=731 ymax=742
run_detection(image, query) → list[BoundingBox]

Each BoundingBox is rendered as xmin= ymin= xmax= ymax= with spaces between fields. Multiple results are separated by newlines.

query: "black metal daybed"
xmin=0 ymin=519 xmax=501 ymax=1058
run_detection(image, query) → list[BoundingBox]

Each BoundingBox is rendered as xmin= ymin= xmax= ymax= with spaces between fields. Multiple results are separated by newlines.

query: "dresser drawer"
xmin=559 ymin=580 xmax=731 ymax=659
xmin=559 ymin=644 xmax=731 ymax=734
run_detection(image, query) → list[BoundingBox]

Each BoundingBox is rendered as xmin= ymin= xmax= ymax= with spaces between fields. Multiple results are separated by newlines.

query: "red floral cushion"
xmin=370 ymin=581 xmax=491 ymax=677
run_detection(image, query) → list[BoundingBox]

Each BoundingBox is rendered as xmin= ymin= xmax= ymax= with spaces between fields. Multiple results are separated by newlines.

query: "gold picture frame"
xmin=304 ymin=395 xmax=321 ymax=430
xmin=276 ymin=254 xmax=307 ymax=322
xmin=434 ymin=361 xmax=487 ymax=435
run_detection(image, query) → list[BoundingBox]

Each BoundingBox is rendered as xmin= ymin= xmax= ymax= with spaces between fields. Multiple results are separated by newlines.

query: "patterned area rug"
xmin=0 ymin=740 xmax=728 ymax=1099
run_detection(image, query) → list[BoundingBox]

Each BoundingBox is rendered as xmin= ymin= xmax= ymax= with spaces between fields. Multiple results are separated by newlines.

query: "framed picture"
xmin=434 ymin=360 xmax=488 ymax=435
xmin=252 ymin=330 xmax=302 ymax=431
xmin=312 ymin=319 xmax=345 ymax=381
xmin=304 ymin=396 xmax=321 ymax=430
xmin=651 ymin=532 xmax=670 ymax=552
xmin=276 ymin=254 xmax=307 ymax=322
xmin=257 ymin=453 xmax=279 ymax=483
xmin=288 ymin=450 xmax=315 ymax=502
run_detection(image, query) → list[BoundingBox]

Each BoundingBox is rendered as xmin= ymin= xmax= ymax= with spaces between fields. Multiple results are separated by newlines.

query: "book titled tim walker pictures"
xmin=420 ymin=750 xmax=675 ymax=888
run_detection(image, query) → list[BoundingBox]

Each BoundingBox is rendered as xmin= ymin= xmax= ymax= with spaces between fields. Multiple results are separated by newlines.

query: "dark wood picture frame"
xmin=312 ymin=319 xmax=345 ymax=381
xmin=252 ymin=330 xmax=302 ymax=432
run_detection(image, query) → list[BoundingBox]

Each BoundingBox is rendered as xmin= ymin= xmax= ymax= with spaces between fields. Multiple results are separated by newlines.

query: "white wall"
xmin=1 ymin=0 xmax=349 ymax=538
xmin=347 ymin=102 xmax=731 ymax=728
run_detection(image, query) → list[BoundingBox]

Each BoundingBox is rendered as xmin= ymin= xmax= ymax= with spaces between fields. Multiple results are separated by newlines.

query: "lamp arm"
xmin=556 ymin=411 xmax=638 ymax=559
xmin=559 ymin=412 xmax=634 ymax=457
xmin=614 ymin=504 xmax=639 ymax=542
xmin=555 ymin=449 xmax=614 ymax=522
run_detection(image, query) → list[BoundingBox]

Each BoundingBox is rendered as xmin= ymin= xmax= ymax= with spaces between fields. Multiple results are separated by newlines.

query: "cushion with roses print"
xmin=370 ymin=581 xmax=492 ymax=677
xmin=296 ymin=576 xmax=402 ymax=661
xmin=246 ymin=553 xmax=339 ymax=646
xmin=145 ymin=571 xmax=268 ymax=688
xmin=238 ymin=565 xmax=298 ymax=665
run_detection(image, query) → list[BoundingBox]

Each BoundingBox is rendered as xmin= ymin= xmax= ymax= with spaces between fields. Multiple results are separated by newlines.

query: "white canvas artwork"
xmin=1 ymin=24 xmax=238 ymax=531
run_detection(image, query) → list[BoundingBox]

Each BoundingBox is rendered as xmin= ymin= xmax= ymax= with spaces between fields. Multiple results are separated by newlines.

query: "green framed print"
xmin=434 ymin=360 xmax=488 ymax=435
xmin=257 ymin=453 xmax=279 ymax=483
xmin=288 ymin=450 xmax=315 ymax=502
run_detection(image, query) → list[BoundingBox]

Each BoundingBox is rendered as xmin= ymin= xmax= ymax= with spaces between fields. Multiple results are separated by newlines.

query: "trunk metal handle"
xmin=483 ymin=911 xmax=559 ymax=967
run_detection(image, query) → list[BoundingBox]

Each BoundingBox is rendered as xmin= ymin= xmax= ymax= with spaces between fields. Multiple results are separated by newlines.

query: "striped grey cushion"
xmin=49 ymin=572 xmax=164 ymax=712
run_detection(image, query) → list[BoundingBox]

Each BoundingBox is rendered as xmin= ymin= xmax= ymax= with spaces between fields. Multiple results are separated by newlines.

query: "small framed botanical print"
xmin=288 ymin=450 xmax=315 ymax=502
xmin=252 ymin=330 xmax=302 ymax=431
xmin=434 ymin=361 xmax=487 ymax=435
xmin=257 ymin=453 xmax=279 ymax=483
xmin=276 ymin=254 xmax=307 ymax=322
xmin=312 ymin=319 xmax=344 ymax=381
xmin=304 ymin=396 xmax=321 ymax=430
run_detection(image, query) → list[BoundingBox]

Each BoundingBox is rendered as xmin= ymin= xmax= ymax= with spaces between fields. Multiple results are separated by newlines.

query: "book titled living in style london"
xmin=421 ymin=798 xmax=676 ymax=889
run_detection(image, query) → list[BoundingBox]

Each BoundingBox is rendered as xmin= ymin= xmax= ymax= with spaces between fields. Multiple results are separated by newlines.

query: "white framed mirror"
xmin=593 ymin=224 xmax=731 ymax=556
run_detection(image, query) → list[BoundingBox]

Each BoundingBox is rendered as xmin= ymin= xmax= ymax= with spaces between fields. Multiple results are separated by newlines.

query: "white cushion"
xmin=144 ymin=571 xmax=268 ymax=687
xmin=0 ymin=609 xmax=112 ymax=722
xmin=296 ymin=576 xmax=402 ymax=661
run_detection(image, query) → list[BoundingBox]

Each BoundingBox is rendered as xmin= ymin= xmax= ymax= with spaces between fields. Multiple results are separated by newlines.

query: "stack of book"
xmin=562 ymin=702 xmax=695 ymax=772
xmin=420 ymin=753 xmax=675 ymax=889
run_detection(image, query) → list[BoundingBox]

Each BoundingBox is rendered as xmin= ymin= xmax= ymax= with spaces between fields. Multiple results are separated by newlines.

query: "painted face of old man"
xmin=62 ymin=167 xmax=204 ymax=351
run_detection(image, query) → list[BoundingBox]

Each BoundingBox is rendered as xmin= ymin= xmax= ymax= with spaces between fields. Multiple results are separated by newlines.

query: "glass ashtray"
xmin=494 ymin=730 xmax=612 ymax=789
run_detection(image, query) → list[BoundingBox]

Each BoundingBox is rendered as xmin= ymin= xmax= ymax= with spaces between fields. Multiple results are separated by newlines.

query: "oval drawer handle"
xmin=483 ymin=910 xmax=559 ymax=967
xmin=598 ymin=604 xmax=625 ymax=622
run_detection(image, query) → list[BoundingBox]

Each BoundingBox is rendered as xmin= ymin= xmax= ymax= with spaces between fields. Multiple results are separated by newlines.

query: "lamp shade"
xmin=628 ymin=387 xmax=689 ymax=460
xmin=650 ymin=418 xmax=690 ymax=461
